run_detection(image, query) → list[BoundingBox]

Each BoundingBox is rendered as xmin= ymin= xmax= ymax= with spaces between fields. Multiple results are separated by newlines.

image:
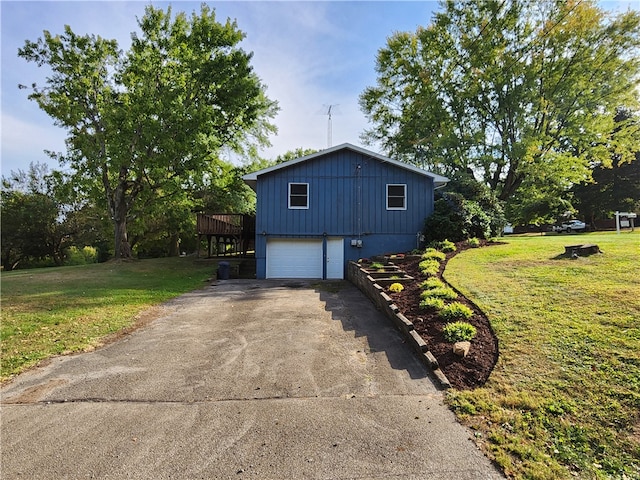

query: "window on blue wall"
xmin=288 ymin=183 xmax=309 ymax=209
xmin=386 ymin=184 xmax=406 ymax=210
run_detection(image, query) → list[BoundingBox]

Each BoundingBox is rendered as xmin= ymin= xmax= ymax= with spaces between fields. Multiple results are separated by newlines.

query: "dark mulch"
xmin=388 ymin=242 xmax=500 ymax=390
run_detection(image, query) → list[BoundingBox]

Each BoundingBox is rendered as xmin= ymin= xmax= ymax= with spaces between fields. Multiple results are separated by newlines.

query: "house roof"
xmin=242 ymin=143 xmax=450 ymax=190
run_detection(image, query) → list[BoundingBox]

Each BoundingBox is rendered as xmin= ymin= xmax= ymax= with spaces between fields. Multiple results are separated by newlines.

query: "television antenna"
xmin=322 ymin=104 xmax=339 ymax=148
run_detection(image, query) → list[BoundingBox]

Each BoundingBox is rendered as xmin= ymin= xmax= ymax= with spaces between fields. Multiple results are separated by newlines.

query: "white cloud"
xmin=232 ymin=2 xmax=374 ymax=157
xmin=1 ymin=1 xmax=408 ymax=175
xmin=1 ymin=113 xmax=66 ymax=174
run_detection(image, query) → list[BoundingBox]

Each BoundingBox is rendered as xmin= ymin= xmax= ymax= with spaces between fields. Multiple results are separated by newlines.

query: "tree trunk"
xmin=112 ymin=189 xmax=132 ymax=260
xmin=168 ymin=232 xmax=180 ymax=257
xmin=114 ymin=217 xmax=132 ymax=259
xmin=110 ymin=171 xmax=134 ymax=260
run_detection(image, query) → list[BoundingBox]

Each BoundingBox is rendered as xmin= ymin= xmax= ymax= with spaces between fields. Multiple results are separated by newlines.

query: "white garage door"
xmin=266 ymin=239 xmax=323 ymax=279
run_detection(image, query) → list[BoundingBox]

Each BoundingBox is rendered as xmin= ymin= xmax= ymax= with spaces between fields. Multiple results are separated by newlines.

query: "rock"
xmin=453 ymin=341 xmax=471 ymax=358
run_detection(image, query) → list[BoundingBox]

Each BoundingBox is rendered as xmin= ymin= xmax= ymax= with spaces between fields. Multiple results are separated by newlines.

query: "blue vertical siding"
xmin=253 ymin=149 xmax=436 ymax=278
xmin=256 ymin=150 xmax=434 ymax=236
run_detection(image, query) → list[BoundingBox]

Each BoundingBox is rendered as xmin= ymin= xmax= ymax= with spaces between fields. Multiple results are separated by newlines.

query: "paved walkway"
xmin=1 ymin=279 xmax=504 ymax=479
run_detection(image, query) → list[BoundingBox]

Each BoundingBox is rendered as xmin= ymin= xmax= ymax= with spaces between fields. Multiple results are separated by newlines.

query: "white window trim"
xmin=386 ymin=184 xmax=407 ymax=210
xmin=288 ymin=182 xmax=309 ymax=209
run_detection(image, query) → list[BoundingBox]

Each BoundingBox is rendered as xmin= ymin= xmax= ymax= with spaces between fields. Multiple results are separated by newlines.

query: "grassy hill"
xmin=445 ymin=231 xmax=639 ymax=479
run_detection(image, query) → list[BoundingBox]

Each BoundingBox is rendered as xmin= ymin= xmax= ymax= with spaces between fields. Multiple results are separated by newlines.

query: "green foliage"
xmin=446 ymin=175 xmax=507 ymax=237
xmin=432 ymin=239 xmax=457 ymax=253
xmin=388 ymin=282 xmax=404 ymax=293
xmin=467 ymin=237 xmax=480 ymax=248
xmin=439 ymin=302 xmax=473 ymax=321
xmin=424 ymin=193 xmax=493 ymax=243
xmin=1 ymin=189 xmax=59 ymax=269
xmin=419 ymin=297 xmax=445 ymax=311
xmin=420 ymin=277 xmax=446 ymax=290
xmin=573 ymin=109 xmax=640 ymax=222
xmin=370 ymin=262 xmax=385 ymax=269
xmin=420 ymin=286 xmax=458 ymax=300
xmin=419 ymin=258 xmax=440 ymax=276
xmin=18 ymin=5 xmax=278 ymax=259
xmin=360 ymin=0 xmax=640 ymax=217
xmin=64 ymin=246 xmax=98 ymax=266
xmin=273 ymin=148 xmax=318 ymax=165
xmin=442 ymin=321 xmax=477 ymax=342
xmin=421 ymin=249 xmax=446 ymax=262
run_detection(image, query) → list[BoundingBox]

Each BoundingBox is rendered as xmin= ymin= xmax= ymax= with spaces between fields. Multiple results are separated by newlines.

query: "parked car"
xmin=554 ymin=220 xmax=586 ymax=233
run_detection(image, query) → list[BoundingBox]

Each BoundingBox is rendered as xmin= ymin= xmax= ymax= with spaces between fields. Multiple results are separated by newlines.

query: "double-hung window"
xmin=288 ymin=182 xmax=309 ymax=209
xmin=386 ymin=184 xmax=406 ymax=210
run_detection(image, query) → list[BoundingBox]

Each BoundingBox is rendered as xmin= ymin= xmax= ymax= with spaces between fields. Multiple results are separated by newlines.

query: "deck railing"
xmin=196 ymin=213 xmax=255 ymax=236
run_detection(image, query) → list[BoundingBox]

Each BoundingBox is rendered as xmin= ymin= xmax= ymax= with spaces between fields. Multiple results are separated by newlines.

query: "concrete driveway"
xmin=1 ymin=279 xmax=503 ymax=479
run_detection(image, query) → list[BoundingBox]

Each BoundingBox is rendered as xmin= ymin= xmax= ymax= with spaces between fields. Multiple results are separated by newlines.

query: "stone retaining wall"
xmin=347 ymin=261 xmax=451 ymax=388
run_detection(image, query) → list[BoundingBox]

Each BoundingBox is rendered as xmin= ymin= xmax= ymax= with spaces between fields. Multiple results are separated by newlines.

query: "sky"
xmin=0 ymin=1 xmax=635 ymax=177
xmin=1 ymin=0 xmax=440 ymax=176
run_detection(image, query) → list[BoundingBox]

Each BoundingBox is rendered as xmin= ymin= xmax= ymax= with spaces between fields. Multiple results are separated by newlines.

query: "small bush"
xmin=370 ymin=262 xmax=385 ymax=269
xmin=420 ymin=286 xmax=458 ymax=300
xmin=420 ymin=277 xmax=446 ymax=290
xmin=389 ymin=283 xmax=404 ymax=293
xmin=421 ymin=249 xmax=446 ymax=262
xmin=419 ymin=297 xmax=445 ymax=311
xmin=442 ymin=321 xmax=477 ymax=342
xmin=419 ymin=259 xmax=440 ymax=276
xmin=439 ymin=302 xmax=473 ymax=321
xmin=434 ymin=239 xmax=457 ymax=253
xmin=64 ymin=246 xmax=98 ymax=266
xmin=468 ymin=237 xmax=481 ymax=248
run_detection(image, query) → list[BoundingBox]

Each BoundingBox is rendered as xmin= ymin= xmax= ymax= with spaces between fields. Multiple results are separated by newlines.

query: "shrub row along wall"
xmin=347 ymin=261 xmax=451 ymax=388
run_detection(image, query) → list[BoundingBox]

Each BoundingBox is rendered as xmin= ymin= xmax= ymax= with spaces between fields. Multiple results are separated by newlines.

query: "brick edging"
xmin=347 ymin=261 xmax=451 ymax=389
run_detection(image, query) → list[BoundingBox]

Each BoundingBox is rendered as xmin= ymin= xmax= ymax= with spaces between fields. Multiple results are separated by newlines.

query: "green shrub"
xmin=421 ymin=249 xmax=446 ymax=262
xmin=370 ymin=262 xmax=384 ymax=269
xmin=64 ymin=246 xmax=98 ymax=266
xmin=419 ymin=297 xmax=445 ymax=311
xmin=468 ymin=237 xmax=481 ymax=248
xmin=435 ymin=239 xmax=457 ymax=253
xmin=422 ymin=179 xmax=505 ymax=244
xmin=420 ymin=286 xmax=458 ymax=300
xmin=439 ymin=302 xmax=473 ymax=321
xmin=420 ymin=277 xmax=446 ymax=290
xmin=389 ymin=283 xmax=404 ymax=293
xmin=442 ymin=321 xmax=477 ymax=342
xmin=419 ymin=259 xmax=440 ymax=276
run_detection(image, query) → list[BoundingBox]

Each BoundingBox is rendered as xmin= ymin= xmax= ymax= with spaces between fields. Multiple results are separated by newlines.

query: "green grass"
xmin=0 ymin=257 xmax=214 ymax=382
xmin=444 ymin=231 xmax=640 ymax=480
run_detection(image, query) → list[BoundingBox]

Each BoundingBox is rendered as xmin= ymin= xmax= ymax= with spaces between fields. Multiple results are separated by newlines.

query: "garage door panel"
xmin=266 ymin=239 xmax=323 ymax=279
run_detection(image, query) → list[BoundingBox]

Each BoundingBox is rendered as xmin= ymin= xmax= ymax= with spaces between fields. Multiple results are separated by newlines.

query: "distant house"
xmin=242 ymin=143 xmax=448 ymax=279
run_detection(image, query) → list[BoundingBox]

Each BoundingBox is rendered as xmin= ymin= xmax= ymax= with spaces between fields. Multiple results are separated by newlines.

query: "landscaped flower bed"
xmin=349 ymin=242 xmax=499 ymax=390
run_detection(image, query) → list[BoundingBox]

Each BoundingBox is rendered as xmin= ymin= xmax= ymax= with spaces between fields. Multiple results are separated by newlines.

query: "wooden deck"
xmin=196 ymin=213 xmax=255 ymax=257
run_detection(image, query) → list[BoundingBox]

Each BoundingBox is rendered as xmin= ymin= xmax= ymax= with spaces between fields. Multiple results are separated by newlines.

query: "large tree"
xmin=19 ymin=5 xmax=278 ymax=259
xmin=573 ymin=108 xmax=640 ymax=224
xmin=1 ymin=163 xmax=71 ymax=269
xmin=360 ymin=0 xmax=640 ymax=212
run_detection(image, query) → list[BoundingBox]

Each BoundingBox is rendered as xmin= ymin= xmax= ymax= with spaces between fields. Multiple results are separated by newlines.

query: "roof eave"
xmin=241 ymin=142 xmax=450 ymax=187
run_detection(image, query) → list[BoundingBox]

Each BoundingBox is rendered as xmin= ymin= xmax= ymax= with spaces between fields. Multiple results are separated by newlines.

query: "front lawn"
xmin=444 ymin=231 xmax=639 ymax=479
xmin=0 ymin=257 xmax=214 ymax=382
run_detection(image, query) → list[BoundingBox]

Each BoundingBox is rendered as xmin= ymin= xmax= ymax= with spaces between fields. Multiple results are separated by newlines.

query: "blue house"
xmin=242 ymin=143 xmax=448 ymax=279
